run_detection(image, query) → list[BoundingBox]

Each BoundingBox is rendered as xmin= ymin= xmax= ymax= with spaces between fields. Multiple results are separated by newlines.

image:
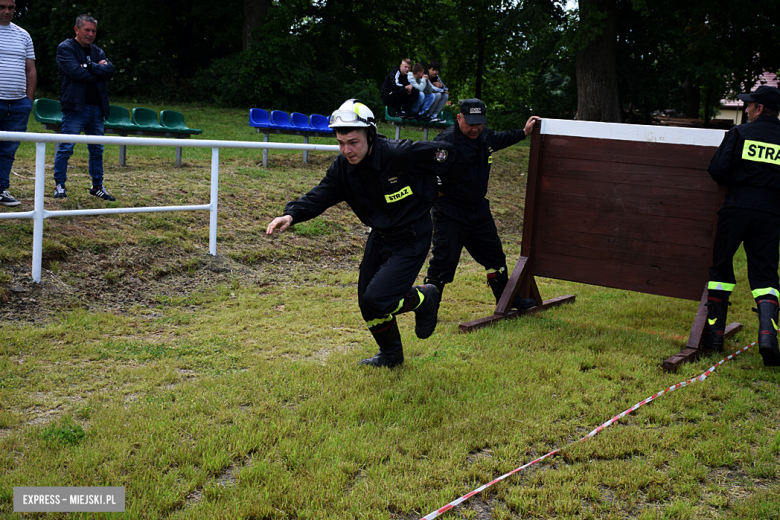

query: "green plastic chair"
xmin=438 ymin=111 xmax=454 ymax=126
xmin=160 ymin=110 xmax=202 ymax=135
xmin=104 ymin=105 xmax=137 ymax=130
xmin=131 ymin=107 xmax=165 ymax=131
xmin=33 ymin=98 xmax=62 ymax=125
xmin=384 ymin=106 xmax=404 ymax=123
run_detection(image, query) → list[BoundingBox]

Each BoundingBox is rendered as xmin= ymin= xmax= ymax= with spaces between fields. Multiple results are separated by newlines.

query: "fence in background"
xmin=0 ymin=131 xmax=340 ymax=283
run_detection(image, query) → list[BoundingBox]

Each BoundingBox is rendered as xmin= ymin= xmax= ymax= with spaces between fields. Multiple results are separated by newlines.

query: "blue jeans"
xmin=410 ymin=91 xmax=426 ymax=113
xmin=53 ymin=105 xmax=105 ymax=186
xmin=415 ymin=93 xmax=435 ymax=115
xmin=0 ymin=97 xmax=33 ymax=191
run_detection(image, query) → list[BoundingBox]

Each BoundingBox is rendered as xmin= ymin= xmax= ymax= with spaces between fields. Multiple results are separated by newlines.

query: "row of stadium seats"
xmin=249 ymin=108 xmax=333 ymax=134
xmin=34 ymin=98 xmax=202 ymax=135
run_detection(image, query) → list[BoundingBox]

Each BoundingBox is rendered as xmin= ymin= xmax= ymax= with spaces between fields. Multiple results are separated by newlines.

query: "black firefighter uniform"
xmin=282 ymin=136 xmax=455 ymax=366
xmin=705 ymin=114 xmax=780 ymax=364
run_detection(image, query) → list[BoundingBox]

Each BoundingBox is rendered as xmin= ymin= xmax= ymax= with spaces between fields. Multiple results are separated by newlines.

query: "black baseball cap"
xmin=459 ymin=98 xmax=487 ymax=124
xmin=737 ymin=85 xmax=780 ymax=111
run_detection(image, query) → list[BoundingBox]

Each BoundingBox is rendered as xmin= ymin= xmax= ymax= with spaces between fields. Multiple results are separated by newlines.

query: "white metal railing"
xmin=0 ymin=131 xmax=340 ymax=283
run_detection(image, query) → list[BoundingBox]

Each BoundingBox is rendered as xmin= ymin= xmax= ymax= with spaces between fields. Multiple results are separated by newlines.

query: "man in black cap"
xmin=704 ymin=85 xmax=780 ymax=365
xmin=424 ymin=98 xmax=541 ymax=310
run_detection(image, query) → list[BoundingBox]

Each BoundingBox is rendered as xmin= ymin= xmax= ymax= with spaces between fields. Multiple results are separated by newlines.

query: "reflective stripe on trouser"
xmin=708 ymin=207 xmax=780 ymax=296
xmin=365 ymin=288 xmax=424 ymax=331
xmin=358 ymin=227 xmax=431 ymax=344
xmin=708 ymin=281 xmax=735 ymax=293
xmin=752 ymin=287 xmax=780 ymax=299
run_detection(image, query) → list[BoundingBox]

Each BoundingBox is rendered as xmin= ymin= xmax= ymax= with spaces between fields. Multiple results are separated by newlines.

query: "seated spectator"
xmin=407 ymin=63 xmax=435 ymax=121
xmin=381 ymin=58 xmax=421 ymax=119
xmin=426 ymin=60 xmax=449 ymax=122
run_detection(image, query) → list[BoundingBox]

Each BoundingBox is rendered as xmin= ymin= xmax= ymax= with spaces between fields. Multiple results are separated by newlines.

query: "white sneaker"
xmin=0 ymin=190 xmax=20 ymax=206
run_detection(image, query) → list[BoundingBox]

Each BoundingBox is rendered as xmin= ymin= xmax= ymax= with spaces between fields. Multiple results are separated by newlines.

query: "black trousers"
xmin=358 ymin=228 xmax=431 ymax=327
xmin=709 ymin=207 xmax=780 ymax=294
xmin=381 ymin=90 xmax=418 ymax=113
xmin=426 ymin=198 xmax=506 ymax=283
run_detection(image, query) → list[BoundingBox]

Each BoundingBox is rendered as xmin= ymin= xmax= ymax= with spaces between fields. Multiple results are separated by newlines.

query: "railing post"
xmin=31 ymin=141 xmax=46 ymax=283
xmin=209 ymin=147 xmax=219 ymax=256
xmin=262 ymin=131 xmax=269 ymax=168
xmin=303 ymin=135 xmax=309 ymax=164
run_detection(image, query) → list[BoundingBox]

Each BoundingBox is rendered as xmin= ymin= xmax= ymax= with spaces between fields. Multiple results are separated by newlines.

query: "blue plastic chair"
xmin=310 ymin=114 xmax=333 ymax=133
xmin=249 ymin=108 xmax=270 ymax=128
xmin=291 ymin=112 xmax=313 ymax=131
xmin=270 ymin=110 xmax=293 ymax=130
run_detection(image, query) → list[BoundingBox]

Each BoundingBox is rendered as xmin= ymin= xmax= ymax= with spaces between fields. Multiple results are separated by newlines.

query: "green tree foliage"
xmin=9 ymin=0 xmax=778 ymax=126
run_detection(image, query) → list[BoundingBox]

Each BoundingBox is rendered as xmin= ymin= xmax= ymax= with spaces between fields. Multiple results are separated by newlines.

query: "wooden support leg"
xmin=662 ymin=284 xmax=743 ymax=372
xmin=460 ymin=294 xmax=576 ymax=333
xmin=460 ymin=255 xmax=575 ymax=332
xmin=303 ymin=136 xmax=309 ymax=164
xmin=175 ymin=146 xmax=182 ymax=167
xmin=263 ymin=131 xmax=269 ymax=168
xmin=119 ymin=144 xmax=126 ymax=166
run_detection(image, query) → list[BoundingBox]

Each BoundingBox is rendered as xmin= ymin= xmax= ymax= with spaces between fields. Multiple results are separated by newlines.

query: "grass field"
xmin=1 ymin=104 xmax=780 ymax=519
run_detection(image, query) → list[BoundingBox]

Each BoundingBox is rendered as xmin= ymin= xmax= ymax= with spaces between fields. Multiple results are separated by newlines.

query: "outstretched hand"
xmin=524 ymin=116 xmax=541 ymax=136
xmin=266 ymin=215 xmax=293 ymax=235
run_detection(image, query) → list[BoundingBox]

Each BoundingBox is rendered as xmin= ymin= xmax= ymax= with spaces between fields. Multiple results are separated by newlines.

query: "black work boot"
xmin=360 ymin=319 xmax=404 ymax=368
xmin=702 ymin=295 xmax=729 ymax=351
xmin=487 ymin=268 xmax=536 ymax=311
xmin=414 ymin=284 xmax=441 ymax=339
xmin=755 ymin=299 xmax=780 ymax=366
xmin=424 ymin=276 xmax=446 ymax=297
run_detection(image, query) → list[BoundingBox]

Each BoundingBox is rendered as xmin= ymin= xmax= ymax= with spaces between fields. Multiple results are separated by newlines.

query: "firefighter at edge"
xmin=424 ymin=98 xmax=541 ymax=309
xmin=704 ymin=85 xmax=780 ymax=366
xmin=266 ymin=99 xmax=456 ymax=368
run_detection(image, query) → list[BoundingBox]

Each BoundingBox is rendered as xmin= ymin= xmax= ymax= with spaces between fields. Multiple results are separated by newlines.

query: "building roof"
xmin=721 ymin=72 xmax=778 ymax=108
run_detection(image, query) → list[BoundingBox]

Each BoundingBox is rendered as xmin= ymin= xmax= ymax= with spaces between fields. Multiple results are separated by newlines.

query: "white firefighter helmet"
xmin=328 ymin=99 xmax=376 ymax=129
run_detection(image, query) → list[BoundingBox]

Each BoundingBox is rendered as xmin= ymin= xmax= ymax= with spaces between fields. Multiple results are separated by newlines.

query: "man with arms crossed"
xmin=0 ymin=0 xmax=36 ymax=207
xmin=53 ymin=14 xmax=115 ymax=201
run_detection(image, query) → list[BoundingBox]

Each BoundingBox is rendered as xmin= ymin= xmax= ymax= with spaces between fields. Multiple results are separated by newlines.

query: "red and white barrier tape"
xmin=420 ymin=343 xmax=754 ymax=520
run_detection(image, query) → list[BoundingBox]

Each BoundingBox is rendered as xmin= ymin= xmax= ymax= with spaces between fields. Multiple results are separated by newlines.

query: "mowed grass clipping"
xmin=1 ymin=105 xmax=780 ymax=519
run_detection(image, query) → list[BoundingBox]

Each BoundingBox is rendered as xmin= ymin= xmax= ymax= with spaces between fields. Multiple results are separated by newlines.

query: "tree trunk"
xmin=475 ymin=26 xmax=484 ymax=99
xmin=575 ymin=0 xmax=621 ymax=122
xmin=683 ymin=77 xmax=700 ymax=119
xmin=243 ymin=0 xmax=271 ymax=51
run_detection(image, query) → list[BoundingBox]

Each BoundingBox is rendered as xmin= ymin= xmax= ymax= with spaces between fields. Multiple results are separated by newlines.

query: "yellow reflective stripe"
xmin=742 ymin=140 xmax=780 ymax=166
xmin=414 ymin=289 xmax=425 ymax=310
xmin=708 ymin=281 xmax=735 ymax=292
xmin=485 ymin=267 xmax=505 ymax=275
xmin=752 ymin=287 xmax=780 ymax=299
xmin=708 ymin=318 xmax=717 ymax=325
xmin=385 ymin=186 xmax=413 ymax=203
xmin=366 ymin=298 xmax=406 ymax=328
xmin=366 ymin=315 xmax=394 ymax=328
xmin=488 ymin=155 xmax=493 ymax=164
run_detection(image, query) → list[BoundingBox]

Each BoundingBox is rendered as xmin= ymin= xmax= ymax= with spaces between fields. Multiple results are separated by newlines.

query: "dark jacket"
xmin=284 ymin=136 xmax=455 ymax=233
xmin=433 ymin=122 xmax=525 ymax=206
xmin=708 ymin=115 xmax=780 ymax=214
xmin=56 ymin=38 xmax=114 ymax=114
xmin=381 ymin=67 xmax=410 ymax=99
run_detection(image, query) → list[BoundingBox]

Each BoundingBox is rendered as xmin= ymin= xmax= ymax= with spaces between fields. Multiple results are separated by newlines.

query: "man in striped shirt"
xmin=0 ymin=0 xmax=36 ymax=207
